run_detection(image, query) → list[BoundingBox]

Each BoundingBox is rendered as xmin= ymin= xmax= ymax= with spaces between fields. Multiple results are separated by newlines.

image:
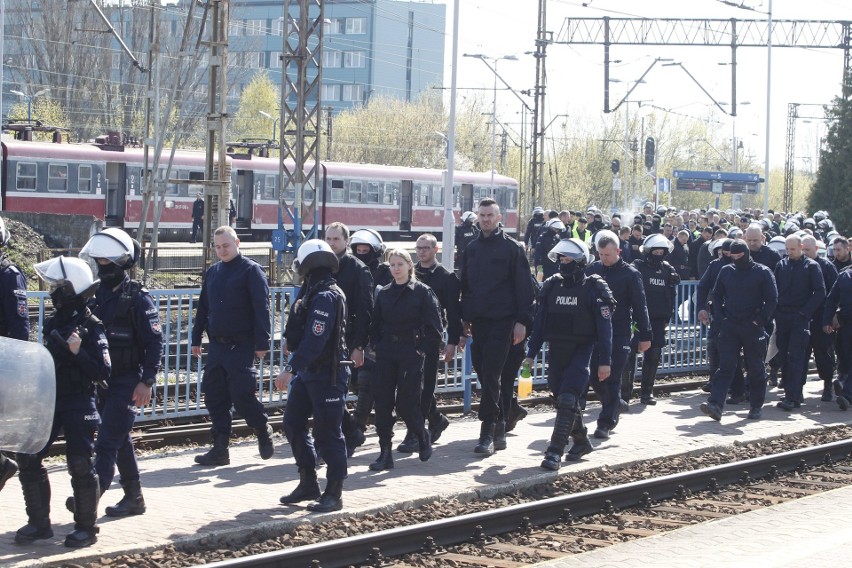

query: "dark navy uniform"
xmin=806 ymin=256 xmax=837 ymax=398
xmin=191 ymin=197 xmax=204 ymax=243
xmin=832 ymin=256 xmax=851 ymax=273
xmin=282 ymin=274 xmax=350 ymax=483
xmin=708 ymin=259 xmax=777 ymax=415
xmin=751 ymin=244 xmax=782 ymax=271
xmin=370 ymin=279 xmax=442 ymax=456
xmin=0 ymin=257 xmax=29 ymax=341
xmin=695 ymin=255 xmax=741 ymax=388
xmin=191 ymin=253 xmax=271 ymax=441
xmin=460 ymin=228 xmax=535 ymax=429
xmin=534 ymin=230 xmax=562 ymax=280
xmin=17 ymin=307 xmax=110 ymax=543
xmin=773 ymin=255 xmax=825 ymax=405
xmin=91 ymin=277 xmax=163 ymax=495
xmin=455 ymin=221 xmax=480 ymax=266
xmin=585 ymin=258 xmax=651 ymax=432
xmin=824 ymin=269 xmax=852 ymax=404
xmin=416 ymin=261 xmax=462 ymax=434
xmin=525 ymin=213 xmax=546 ymax=249
xmin=527 ymin=270 xmax=614 ymax=466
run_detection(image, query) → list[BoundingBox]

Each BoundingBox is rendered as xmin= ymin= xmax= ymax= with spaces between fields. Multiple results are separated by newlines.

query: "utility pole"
xmin=325 ymin=106 xmax=333 ymax=160
xmin=531 ymin=0 xmax=547 ymax=209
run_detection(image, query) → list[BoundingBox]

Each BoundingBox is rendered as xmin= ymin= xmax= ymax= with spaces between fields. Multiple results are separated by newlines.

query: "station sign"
xmin=672 ymin=170 xmax=762 ymax=195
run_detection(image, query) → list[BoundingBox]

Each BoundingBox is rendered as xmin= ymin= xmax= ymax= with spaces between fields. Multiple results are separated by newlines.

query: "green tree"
xmin=229 ymin=71 xmax=280 ymax=147
xmin=808 ymin=74 xmax=852 ymax=233
xmin=6 ymin=98 xmax=70 ymax=141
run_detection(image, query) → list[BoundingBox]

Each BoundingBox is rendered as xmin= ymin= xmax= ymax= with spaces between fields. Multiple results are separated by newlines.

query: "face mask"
xmin=97 ymin=263 xmax=126 ymax=288
xmin=734 ymin=256 xmax=752 ymax=270
xmin=647 ymin=251 xmax=666 ymax=267
xmin=353 ymin=250 xmax=377 ymax=266
xmin=559 ymin=261 xmax=585 ymax=284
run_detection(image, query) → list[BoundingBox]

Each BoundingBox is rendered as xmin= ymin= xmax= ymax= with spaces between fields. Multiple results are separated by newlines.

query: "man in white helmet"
xmin=15 ymin=257 xmax=110 ymax=548
xmin=77 ymin=228 xmax=163 ymax=518
xmin=0 ymin=217 xmax=29 ymax=493
xmin=277 ymin=239 xmax=350 ymax=512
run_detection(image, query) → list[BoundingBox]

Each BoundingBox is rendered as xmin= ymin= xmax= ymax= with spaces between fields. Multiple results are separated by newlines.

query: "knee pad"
xmin=556 ymin=392 xmax=579 ymax=411
xmin=67 ymin=455 xmax=94 ymax=479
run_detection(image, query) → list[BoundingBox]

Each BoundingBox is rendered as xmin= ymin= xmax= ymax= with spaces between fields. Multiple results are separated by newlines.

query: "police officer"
xmin=801 ymin=235 xmax=837 ymax=402
xmin=191 ymin=226 xmax=273 ymax=466
xmin=190 ymin=192 xmax=204 ymax=244
xmin=701 ymin=239 xmax=777 ymax=421
xmin=526 ymin=239 xmax=614 ymax=469
xmin=16 ymin=257 xmax=110 ymax=547
xmin=525 ymin=206 xmax=546 ymax=252
xmin=744 ymin=224 xmax=782 ymax=270
xmin=534 ymin=219 xmax=566 ymax=282
xmin=696 ymin=239 xmax=733 ymax=391
xmin=277 ymin=240 xmax=349 ymax=512
xmin=586 ymin=231 xmax=651 ymax=440
xmin=396 ymin=234 xmax=463 ymax=453
xmin=324 ymin=222 xmax=373 ymax=456
xmin=0 ymin=217 xmax=29 ymax=492
xmin=832 ymin=236 xmax=851 ymax=272
xmin=629 ymin=234 xmax=680 ymax=405
xmin=368 ymin=249 xmax=443 ymax=470
xmin=460 ymin=198 xmax=535 ymax=456
xmin=78 ymin=228 xmax=163 ymax=517
xmin=455 ymin=211 xmax=479 ymax=268
xmin=773 ymin=235 xmax=825 ymax=410
xmin=825 ymin=266 xmax=852 ymax=410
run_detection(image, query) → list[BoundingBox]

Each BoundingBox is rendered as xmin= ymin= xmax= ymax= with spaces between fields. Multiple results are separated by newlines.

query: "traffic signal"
xmin=645 ymin=137 xmax=656 ymax=170
xmin=611 ymin=159 xmax=620 ymax=175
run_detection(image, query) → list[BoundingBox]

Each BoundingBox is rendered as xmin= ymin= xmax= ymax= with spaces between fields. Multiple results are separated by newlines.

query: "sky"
xmin=437 ymin=0 xmax=850 ymax=170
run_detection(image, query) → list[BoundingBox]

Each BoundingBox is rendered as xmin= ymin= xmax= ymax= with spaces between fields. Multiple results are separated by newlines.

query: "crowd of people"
xmin=2 ymin=197 xmax=852 ymax=543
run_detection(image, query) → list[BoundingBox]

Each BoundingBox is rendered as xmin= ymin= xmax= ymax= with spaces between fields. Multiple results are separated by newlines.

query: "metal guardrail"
xmin=27 ymin=281 xmax=708 ymax=423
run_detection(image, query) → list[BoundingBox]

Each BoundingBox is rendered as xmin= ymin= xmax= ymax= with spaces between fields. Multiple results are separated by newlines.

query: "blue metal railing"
xmin=27 ymin=281 xmax=708 ymax=422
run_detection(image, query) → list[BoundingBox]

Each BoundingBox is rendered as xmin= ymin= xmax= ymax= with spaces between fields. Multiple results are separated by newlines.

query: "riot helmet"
xmin=641 ymin=233 xmax=673 ymax=268
xmin=79 ymin=227 xmax=141 ymax=288
xmin=767 ymin=235 xmax=787 ymax=257
xmin=293 ymin=239 xmax=339 ymax=278
xmin=461 ymin=211 xmax=476 ymax=224
xmin=543 ymin=218 xmax=566 ymax=233
xmin=549 ymin=238 xmax=591 ymax=284
xmin=350 ymin=229 xmax=386 ymax=265
xmin=34 ymin=256 xmax=99 ymax=310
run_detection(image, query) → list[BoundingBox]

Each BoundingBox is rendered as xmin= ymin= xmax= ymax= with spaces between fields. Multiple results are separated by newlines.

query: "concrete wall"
xmin=2 ymin=212 xmax=102 ymax=249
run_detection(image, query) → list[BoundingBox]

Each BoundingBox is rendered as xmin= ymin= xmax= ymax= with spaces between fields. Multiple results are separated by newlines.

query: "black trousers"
xmin=373 ymin=344 xmax=427 ymax=441
xmin=470 ymin=318 xmax=515 ymax=424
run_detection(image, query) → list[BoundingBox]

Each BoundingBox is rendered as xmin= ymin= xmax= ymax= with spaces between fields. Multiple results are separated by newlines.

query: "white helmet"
xmin=0 ymin=217 xmax=10 ymax=247
xmin=350 ymin=229 xmax=386 ymax=255
xmin=640 ymin=233 xmax=674 ymax=254
xmin=548 ymin=238 xmax=592 ymax=265
xmin=593 ymin=229 xmax=619 ymax=251
xmin=727 ymin=228 xmax=743 ymax=239
xmin=34 ymin=256 xmax=99 ymax=307
xmin=293 ymin=239 xmax=339 ymax=277
xmin=533 ymin=206 xmax=544 ymax=215
xmin=461 ymin=211 xmax=476 ymax=223
xmin=708 ymin=238 xmax=727 ymax=257
xmin=544 ymin=218 xmax=566 ymax=232
xmin=767 ymin=235 xmax=786 ymax=256
xmin=79 ymin=227 xmax=139 ymax=269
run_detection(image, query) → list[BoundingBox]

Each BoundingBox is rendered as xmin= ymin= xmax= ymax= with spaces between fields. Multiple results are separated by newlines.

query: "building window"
xmin=348 ymin=180 xmax=363 ymax=203
xmin=343 ymin=51 xmax=365 ymax=68
xmin=228 ymin=20 xmax=243 ymax=36
xmin=48 ymin=164 xmax=68 ymax=192
xmin=323 ymin=50 xmax=341 ymax=68
xmin=342 ymin=84 xmax=363 ymax=102
xmin=345 ymin=17 xmax=366 ymax=34
xmin=321 ymin=84 xmax=340 ymax=101
xmin=246 ymin=52 xmax=263 ymax=68
xmin=78 ymin=165 xmax=92 ymax=193
xmin=245 ymin=19 xmax=265 ymax=36
xmin=324 ymin=18 xmax=342 ymax=35
xmin=270 ymin=51 xmax=282 ymax=68
xmin=16 ymin=162 xmax=37 ymax=191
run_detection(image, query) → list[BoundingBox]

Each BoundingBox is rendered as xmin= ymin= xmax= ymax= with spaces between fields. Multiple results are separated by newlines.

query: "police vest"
xmin=540 ymin=274 xmax=607 ymax=343
xmin=634 ymin=259 xmax=675 ymax=319
xmin=105 ymin=280 xmax=144 ymax=375
xmin=572 ymin=227 xmax=592 ymax=244
xmin=286 ymin=278 xmax=348 ymax=378
xmin=45 ymin=309 xmax=102 ymax=396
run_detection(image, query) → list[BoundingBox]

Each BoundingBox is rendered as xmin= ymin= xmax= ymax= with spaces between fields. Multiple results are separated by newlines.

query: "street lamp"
xmin=463 ymin=53 xmax=517 ymax=191
xmin=258 ymin=110 xmax=280 ymax=146
xmin=9 ymin=88 xmax=50 ymax=122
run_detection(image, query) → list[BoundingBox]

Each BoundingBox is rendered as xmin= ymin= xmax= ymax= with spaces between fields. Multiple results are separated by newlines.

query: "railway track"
xmin=200 ymin=438 xmax=852 ymax=568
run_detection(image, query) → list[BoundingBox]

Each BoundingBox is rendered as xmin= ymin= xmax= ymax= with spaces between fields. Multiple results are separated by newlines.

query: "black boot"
xmin=369 ymin=439 xmax=394 ymax=471
xmin=0 ymin=453 xmax=18 ymax=492
xmin=474 ymin=421 xmax=495 ymax=456
xmin=396 ymin=430 xmax=418 ymax=453
xmin=505 ymin=399 xmax=528 ymax=433
xmin=105 ymin=479 xmax=146 ymax=517
xmin=417 ymin=429 xmax=432 ymax=462
xmin=640 ymin=348 xmax=661 ymax=405
xmin=565 ymin=423 xmax=593 ymax=462
xmin=256 ymin=424 xmax=274 ymax=460
xmin=353 ymin=378 xmax=374 ymax=430
xmin=65 ymin=456 xmax=99 ymax=548
xmin=342 ymin=411 xmax=366 ymax=458
xmin=280 ymin=468 xmax=321 ymax=504
xmin=15 ymin=468 xmax=53 ymax=544
xmin=542 ymin=394 xmax=578 ymax=470
xmin=194 ymin=432 xmax=230 ymax=466
xmin=427 ymin=408 xmax=450 ymax=442
xmin=307 ymin=479 xmax=343 ymax=513
xmin=493 ymin=421 xmax=507 ymax=451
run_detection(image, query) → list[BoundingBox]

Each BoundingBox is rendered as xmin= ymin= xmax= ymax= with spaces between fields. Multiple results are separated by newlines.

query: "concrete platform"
xmin=1 ymin=379 xmax=850 ymax=567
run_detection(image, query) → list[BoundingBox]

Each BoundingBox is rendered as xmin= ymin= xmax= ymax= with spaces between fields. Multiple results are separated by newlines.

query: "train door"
xmin=460 ymin=183 xmax=474 ymax=213
xmin=234 ymin=170 xmax=254 ymax=230
xmin=399 ymin=179 xmax=413 ymax=231
xmin=105 ymin=162 xmax=126 ymax=226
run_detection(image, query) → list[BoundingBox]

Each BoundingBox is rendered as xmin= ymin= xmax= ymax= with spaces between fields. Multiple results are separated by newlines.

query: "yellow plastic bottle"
xmin=518 ymin=360 xmax=533 ymax=398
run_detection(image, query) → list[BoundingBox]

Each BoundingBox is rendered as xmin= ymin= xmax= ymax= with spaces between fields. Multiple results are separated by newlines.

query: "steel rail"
xmin=200 ymin=438 xmax=852 ymax=568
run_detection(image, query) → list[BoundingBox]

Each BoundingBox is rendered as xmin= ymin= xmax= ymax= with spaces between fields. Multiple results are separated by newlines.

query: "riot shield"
xmin=0 ymin=336 xmax=55 ymax=454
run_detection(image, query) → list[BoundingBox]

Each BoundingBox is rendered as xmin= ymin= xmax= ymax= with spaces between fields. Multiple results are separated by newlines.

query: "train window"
xmin=263 ymin=176 xmax=276 ymax=199
xmin=330 ymin=179 xmax=344 ymax=202
xmin=47 ymin=164 xmax=68 ymax=192
xmin=78 ymin=165 xmax=92 ymax=193
xmin=304 ymin=185 xmax=315 ymax=202
xmin=366 ymin=182 xmax=380 ymax=204
xmin=432 ymin=185 xmax=443 ymax=206
xmin=383 ymin=182 xmax=398 ymax=205
xmin=417 ymin=183 xmax=430 ymax=206
xmin=349 ymin=180 xmax=363 ymax=203
xmin=16 ymin=162 xmax=37 ymax=191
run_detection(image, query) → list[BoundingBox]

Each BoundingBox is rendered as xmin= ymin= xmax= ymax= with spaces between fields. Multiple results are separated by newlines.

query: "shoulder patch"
xmin=600 ymin=305 xmax=611 ymax=319
xmin=312 ymin=320 xmax=326 ymax=336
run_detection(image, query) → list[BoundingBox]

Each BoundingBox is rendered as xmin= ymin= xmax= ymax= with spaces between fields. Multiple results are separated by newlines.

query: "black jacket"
xmin=334 ymin=252 xmax=373 ymax=350
xmin=416 ymin=261 xmax=463 ymax=345
xmin=371 ymin=279 xmax=443 ymax=355
xmin=586 ymin=258 xmax=652 ymax=340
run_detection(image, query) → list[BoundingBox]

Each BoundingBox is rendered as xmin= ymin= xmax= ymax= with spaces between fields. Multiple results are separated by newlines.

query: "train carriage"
xmin=0 ymin=137 xmax=518 ymax=240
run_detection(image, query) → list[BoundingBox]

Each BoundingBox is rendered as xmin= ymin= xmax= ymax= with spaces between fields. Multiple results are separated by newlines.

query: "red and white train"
xmin=0 ymin=137 xmax=518 ymax=241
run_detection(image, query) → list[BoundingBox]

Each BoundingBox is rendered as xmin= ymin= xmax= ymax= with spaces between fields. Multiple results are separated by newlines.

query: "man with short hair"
xmin=573 ymin=217 xmax=592 ymax=244
xmin=833 ymin=237 xmax=851 ymax=272
xmin=460 ymin=199 xmax=535 ymax=456
xmin=745 ymin=223 xmax=781 ymax=270
xmin=802 ymin=235 xmax=838 ymax=401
